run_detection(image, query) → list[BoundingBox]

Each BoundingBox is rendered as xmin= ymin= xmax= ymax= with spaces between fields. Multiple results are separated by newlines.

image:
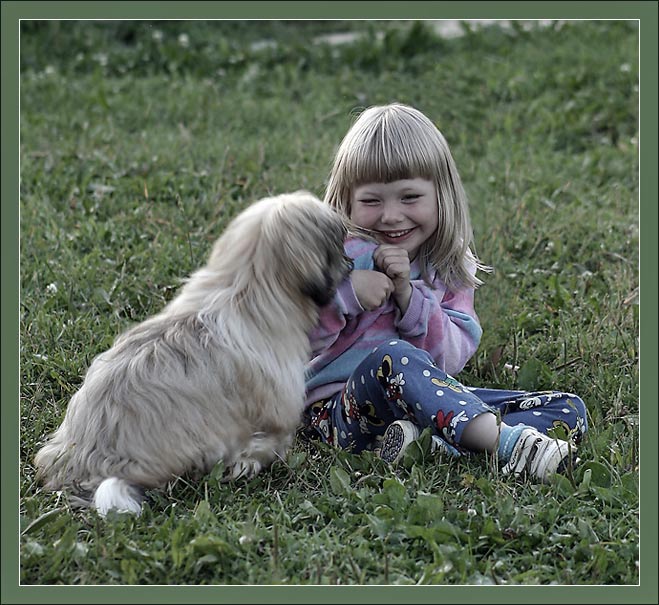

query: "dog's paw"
xmin=228 ymin=458 xmax=263 ymax=480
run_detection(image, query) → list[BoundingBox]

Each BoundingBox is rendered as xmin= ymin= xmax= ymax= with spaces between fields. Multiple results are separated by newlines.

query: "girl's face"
xmin=350 ymin=178 xmax=439 ymax=260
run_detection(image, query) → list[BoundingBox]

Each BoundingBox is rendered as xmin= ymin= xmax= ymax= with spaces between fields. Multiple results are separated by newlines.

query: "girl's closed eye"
xmin=402 ymin=194 xmax=421 ymax=203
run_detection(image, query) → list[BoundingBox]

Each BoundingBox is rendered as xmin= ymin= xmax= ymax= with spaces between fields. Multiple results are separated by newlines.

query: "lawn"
xmin=18 ymin=20 xmax=639 ymax=587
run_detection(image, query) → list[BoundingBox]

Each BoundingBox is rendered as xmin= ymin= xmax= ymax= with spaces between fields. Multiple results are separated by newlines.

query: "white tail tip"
xmin=93 ymin=477 xmax=143 ymax=517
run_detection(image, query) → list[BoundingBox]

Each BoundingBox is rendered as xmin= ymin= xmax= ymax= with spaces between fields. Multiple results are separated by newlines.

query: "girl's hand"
xmin=351 ymin=269 xmax=394 ymax=311
xmin=373 ymin=245 xmax=413 ymax=313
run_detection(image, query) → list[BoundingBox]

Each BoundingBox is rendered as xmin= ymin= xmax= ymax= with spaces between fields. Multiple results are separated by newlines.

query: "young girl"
xmin=303 ymin=103 xmax=587 ymax=482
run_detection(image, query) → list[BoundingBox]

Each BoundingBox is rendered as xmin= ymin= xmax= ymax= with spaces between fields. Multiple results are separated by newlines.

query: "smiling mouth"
xmin=377 ymin=228 xmax=415 ymax=239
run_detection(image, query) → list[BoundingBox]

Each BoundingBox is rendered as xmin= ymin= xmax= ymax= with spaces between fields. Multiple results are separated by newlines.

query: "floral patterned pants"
xmin=305 ymin=340 xmax=588 ymax=454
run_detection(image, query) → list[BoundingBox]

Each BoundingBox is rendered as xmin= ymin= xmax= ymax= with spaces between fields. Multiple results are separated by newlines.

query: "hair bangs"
xmin=348 ymin=119 xmax=436 ymax=186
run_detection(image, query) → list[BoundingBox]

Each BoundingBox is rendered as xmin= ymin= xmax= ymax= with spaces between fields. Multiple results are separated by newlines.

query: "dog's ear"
xmin=301 ymin=279 xmax=332 ymax=307
xmin=301 ymin=212 xmax=352 ymax=307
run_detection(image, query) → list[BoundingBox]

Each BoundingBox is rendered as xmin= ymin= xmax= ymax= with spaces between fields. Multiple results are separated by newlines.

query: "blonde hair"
xmin=324 ymin=103 xmax=489 ymax=290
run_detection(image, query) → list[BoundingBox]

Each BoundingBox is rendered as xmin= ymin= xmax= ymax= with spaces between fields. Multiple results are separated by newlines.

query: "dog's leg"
xmin=228 ymin=458 xmax=263 ymax=480
xmin=227 ymin=431 xmax=291 ymax=480
xmin=93 ymin=477 xmax=144 ymax=517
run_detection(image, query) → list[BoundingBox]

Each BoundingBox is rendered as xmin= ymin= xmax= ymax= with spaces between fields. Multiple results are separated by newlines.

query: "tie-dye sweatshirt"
xmin=304 ymin=237 xmax=482 ymax=407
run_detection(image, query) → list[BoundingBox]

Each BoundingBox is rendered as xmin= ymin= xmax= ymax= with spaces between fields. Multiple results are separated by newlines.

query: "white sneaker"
xmin=379 ymin=420 xmax=420 ymax=464
xmin=501 ymin=427 xmax=577 ymax=482
xmin=379 ymin=420 xmax=459 ymax=464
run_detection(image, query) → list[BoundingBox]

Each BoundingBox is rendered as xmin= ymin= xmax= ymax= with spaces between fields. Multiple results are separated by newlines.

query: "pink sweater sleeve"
xmin=395 ymin=278 xmax=482 ymax=376
xmin=308 ymin=277 xmax=363 ymax=358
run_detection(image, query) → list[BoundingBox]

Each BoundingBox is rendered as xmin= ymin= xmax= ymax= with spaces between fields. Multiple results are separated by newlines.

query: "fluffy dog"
xmin=34 ymin=191 xmax=352 ymax=516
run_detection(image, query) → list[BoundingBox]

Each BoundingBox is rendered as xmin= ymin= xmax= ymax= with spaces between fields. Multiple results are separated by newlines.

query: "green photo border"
xmin=2 ymin=1 xmax=656 ymax=603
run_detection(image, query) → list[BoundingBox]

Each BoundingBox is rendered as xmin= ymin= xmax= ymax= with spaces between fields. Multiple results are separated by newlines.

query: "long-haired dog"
xmin=34 ymin=191 xmax=352 ymax=516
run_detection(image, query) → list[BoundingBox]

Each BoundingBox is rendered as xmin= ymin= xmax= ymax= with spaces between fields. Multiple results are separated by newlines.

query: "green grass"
xmin=19 ymin=20 xmax=639 ymax=585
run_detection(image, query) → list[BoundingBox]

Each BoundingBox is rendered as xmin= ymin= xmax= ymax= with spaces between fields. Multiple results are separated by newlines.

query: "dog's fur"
xmin=34 ymin=191 xmax=351 ymax=516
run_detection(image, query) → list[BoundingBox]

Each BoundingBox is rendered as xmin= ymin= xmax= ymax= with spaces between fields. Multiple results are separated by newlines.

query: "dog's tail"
xmin=93 ymin=478 xmax=144 ymax=517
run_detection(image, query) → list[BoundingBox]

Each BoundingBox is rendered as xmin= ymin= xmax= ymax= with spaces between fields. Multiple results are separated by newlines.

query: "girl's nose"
xmin=381 ymin=201 xmax=404 ymax=224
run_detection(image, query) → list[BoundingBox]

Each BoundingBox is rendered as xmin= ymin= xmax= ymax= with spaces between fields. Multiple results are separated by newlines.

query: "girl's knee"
xmin=372 ymin=338 xmax=411 ymax=351
xmin=370 ymin=339 xmax=427 ymax=364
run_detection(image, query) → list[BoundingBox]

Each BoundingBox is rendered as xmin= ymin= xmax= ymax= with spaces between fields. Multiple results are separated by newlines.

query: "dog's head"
xmin=260 ymin=191 xmax=353 ymax=306
xmin=208 ymin=191 xmax=352 ymax=308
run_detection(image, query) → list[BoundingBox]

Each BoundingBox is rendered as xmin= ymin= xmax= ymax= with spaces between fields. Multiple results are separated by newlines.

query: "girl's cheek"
xmin=350 ymin=205 xmax=377 ymax=228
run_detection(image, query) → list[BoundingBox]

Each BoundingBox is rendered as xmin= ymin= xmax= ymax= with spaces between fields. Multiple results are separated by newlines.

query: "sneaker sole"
xmin=379 ymin=423 xmax=407 ymax=464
